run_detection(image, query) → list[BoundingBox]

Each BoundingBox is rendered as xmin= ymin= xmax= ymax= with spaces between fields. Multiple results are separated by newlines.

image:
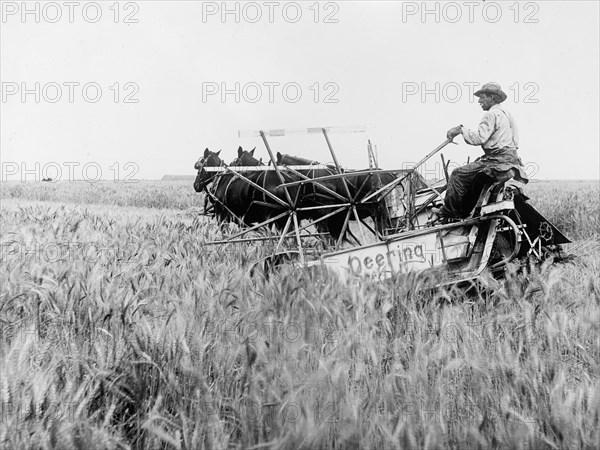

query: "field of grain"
xmin=1 ymin=180 xmax=599 ymax=449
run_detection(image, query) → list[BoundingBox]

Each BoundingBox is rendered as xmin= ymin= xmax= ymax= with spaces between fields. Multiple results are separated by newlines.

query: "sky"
xmin=1 ymin=0 xmax=599 ymax=181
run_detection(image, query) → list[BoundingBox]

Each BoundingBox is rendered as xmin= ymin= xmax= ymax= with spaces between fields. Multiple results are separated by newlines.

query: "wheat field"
xmin=1 ymin=180 xmax=598 ymax=449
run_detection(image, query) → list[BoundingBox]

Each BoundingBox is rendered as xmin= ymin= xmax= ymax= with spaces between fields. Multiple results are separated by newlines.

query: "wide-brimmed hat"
xmin=474 ymin=82 xmax=507 ymax=102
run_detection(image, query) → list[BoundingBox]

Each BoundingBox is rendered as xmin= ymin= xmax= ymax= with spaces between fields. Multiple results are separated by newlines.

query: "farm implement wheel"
xmin=489 ymin=232 xmax=517 ymax=277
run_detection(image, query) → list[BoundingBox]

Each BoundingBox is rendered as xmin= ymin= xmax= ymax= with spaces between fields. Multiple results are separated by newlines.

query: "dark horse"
xmin=276 ymin=152 xmax=399 ymax=238
xmin=194 ymin=148 xmax=404 ymax=240
xmin=193 ymin=148 xmax=224 ymax=219
xmin=194 ymin=146 xmax=261 ymax=226
xmin=194 ymin=147 xmax=297 ymax=230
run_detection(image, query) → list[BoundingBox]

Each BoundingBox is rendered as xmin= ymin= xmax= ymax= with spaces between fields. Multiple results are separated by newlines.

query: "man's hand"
xmin=446 ymin=125 xmax=463 ymax=141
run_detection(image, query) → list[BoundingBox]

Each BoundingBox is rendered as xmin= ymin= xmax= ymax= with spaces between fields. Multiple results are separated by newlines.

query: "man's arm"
xmin=461 ymin=111 xmax=496 ymax=146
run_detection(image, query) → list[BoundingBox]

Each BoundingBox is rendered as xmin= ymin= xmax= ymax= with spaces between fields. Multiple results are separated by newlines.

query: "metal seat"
xmin=465 ymin=168 xmax=518 ymax=218
xmin=493 ymin=168 xmax=518 ymax=184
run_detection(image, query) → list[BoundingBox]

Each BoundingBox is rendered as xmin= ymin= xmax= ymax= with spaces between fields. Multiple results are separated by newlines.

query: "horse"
xmin=194 ymin=148 xmax=401 ymax=241
xmin=276 ymin=152 xmax=398 ymax=239
xmin=229 ymin=149 xmax=303 ymax=231
xmin=194 ymin=148 xmax=223 ymax=216
xmin=276 ymin=152 xmax=321 ymax=167
xmin=194 ymin=146 xmax=261 ymax=194
xmin=194 ymin=148 xmax=222 ymax=193
xmin=274 ymin=152 xmax=349 ymax=237
xmin=195 ymin=147 xmax=295 ymax=230
xmin=194 ymin=147 xmax=259 ymax=226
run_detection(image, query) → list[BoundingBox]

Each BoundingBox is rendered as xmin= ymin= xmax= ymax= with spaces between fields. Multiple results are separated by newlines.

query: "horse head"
xmin=194 ymin=148 xmax=223 ymax=192
xmin=230 ymin=146 xmax=261 ymax=166
xmin=276 ymin=152 xmax=319 ymax=166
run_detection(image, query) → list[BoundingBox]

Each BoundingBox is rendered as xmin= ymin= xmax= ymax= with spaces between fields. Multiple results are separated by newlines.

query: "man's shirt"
xmin=461 ymin=104 xmax=519 ymax=154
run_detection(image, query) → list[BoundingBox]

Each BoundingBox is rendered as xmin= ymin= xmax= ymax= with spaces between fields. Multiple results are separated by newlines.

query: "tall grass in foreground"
xmin=1 ymin=181 xmax=599 ymax=449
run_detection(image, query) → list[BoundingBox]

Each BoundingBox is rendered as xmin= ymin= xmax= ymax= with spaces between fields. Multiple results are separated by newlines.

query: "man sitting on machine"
xmin=432 ymin=82 xmax=529 ymax=221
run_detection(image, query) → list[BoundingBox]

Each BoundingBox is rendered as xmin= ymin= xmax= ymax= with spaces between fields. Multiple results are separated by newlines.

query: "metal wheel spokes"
xmin=292 ymin=213 xmax=304 ymax=264
xmin=335 ymin=208 xmax=354 ymax=249
xmin=275 ymin=213 xmax=294 ymax=253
